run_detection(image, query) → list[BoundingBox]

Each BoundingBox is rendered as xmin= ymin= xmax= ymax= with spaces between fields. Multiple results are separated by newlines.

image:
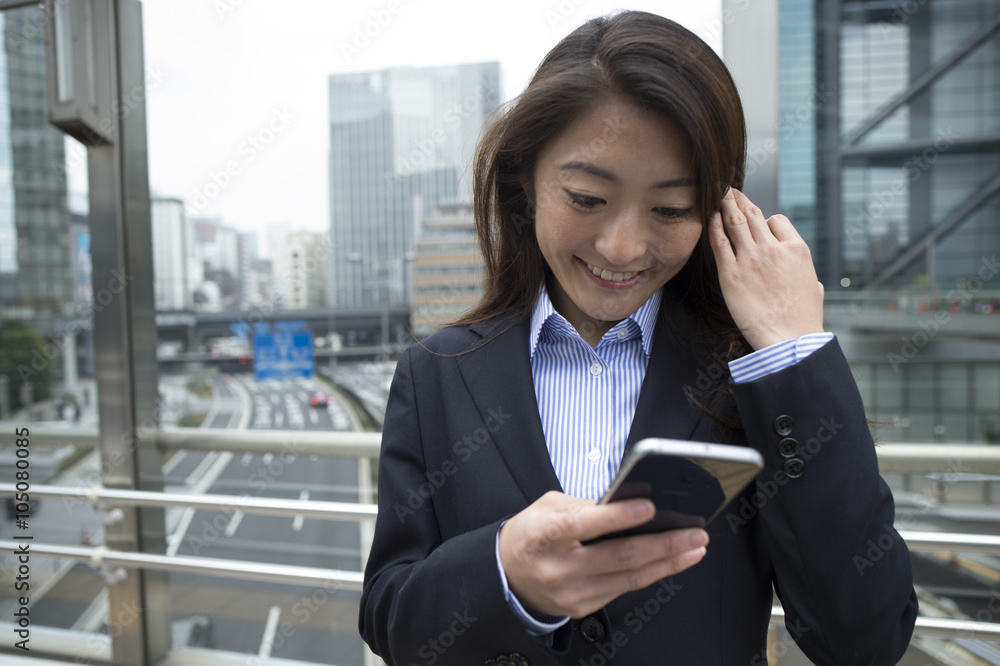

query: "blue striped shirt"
xmin=497 ymin=281 xmax=834 ymax=635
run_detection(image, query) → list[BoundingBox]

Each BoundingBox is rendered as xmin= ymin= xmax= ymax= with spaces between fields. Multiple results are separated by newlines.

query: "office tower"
xmin=778 ymin=0 xmax=1000 ymax=290
xmin=412 ymin=203 xmax=484 ymax=338
xmin=191 ymin=216 xmax=241 ymax=310
xmin=327 ymin=62 xmax=501 ymax=309
xmin=151 ymin=197 xmax=191 ymax=311
xmin=0 ymin=8 xmax=72 ymax=322
xmin=282 ymin=230 xmax=328 ymax=310
xmin=776 ymin=0 xmax=1000 ymax=442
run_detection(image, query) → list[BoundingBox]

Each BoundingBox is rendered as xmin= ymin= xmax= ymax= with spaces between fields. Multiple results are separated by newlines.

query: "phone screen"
xmin=590 ymin=439 xmax=762 ymax=542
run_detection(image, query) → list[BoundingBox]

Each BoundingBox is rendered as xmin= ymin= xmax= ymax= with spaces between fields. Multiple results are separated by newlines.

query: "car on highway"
xmin=309 ymin=391 xmax=331 ymax=407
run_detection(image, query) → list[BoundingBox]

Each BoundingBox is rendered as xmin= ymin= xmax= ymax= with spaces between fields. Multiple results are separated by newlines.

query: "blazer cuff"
xmin=728 ymin=333 xmax=835 ymax=383
xmin=495 ymin=522 xmax=570 ymax=636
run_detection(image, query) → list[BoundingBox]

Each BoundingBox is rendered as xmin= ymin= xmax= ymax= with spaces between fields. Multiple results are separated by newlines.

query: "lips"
xmin=578 ymin=258 xmax=645 ymax=289
xmin=584 ymin=260 xmax=640 ymax=282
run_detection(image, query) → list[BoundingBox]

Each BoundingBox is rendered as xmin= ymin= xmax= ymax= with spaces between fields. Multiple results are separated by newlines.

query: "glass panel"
xmin=0 ymin=2 xmax=107 ymax=650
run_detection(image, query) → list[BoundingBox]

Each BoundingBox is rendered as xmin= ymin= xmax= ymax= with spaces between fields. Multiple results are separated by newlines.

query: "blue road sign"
xmin=253 ymin=330 xmax=315 ymax=380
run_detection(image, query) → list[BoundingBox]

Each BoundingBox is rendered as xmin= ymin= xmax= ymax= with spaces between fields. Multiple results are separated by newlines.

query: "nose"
xmin=594 ymin=207 xmax=646 ymax=267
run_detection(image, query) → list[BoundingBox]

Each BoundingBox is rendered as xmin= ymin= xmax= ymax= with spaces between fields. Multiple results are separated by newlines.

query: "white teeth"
xmin=585 ymin=261 xmax=638 ymax=282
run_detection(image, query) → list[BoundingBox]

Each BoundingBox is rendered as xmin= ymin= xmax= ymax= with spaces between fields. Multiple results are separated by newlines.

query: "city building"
xmin=0 ymin=7 xmax=72 ymax=323
xmin=327 ymin=62 xmax=501 ymax=310
xmin=151 ymin=197 xmax=191 ymax=311
xmin=191 ymin=216 xmax=241 ymax=310
xmin=411 ymin=203 xmax=483 ymax=337
xmin=770 ymin=0 xmax=1000 ymax=442
xmin=281 ymin=230 xmax=328 ymax=310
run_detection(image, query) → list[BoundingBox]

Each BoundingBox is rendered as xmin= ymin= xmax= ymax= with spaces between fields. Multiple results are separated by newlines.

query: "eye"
xmin=655 ymin=207 xmax=694 ymax=221
xmin=567 ymin=191 xmax=605 ymax=209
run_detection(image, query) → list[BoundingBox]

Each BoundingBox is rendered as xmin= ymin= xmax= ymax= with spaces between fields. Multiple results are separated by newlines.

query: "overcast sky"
xmin=118 ymin=1 xmax=722 ymax=240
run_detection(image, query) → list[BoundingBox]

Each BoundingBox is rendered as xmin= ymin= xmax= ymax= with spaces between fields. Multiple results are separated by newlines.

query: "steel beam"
xmin=843 ymin=11 xmax=1000 ymax=147
xmin=870 ymin=172 xmax=1000 ymax=287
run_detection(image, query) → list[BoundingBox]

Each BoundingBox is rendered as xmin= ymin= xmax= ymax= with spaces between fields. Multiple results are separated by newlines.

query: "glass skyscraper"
xmin=777 ymin=0 xmax=1000 ymax=442
xmin=0 ymin=6 xmax=72 ymax=320
xmin=779 ymin=0 xmax=1000 ymax=290
xmin=327 ymin=63 xmax=500 ymax=310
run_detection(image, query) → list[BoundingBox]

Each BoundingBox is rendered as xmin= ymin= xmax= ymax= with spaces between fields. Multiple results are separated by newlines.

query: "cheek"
xmin=652 ymin=223 xmax=704 ymax=263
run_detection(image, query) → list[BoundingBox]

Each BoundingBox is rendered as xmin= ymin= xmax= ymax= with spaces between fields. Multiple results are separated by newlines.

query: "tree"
xmin=0 ymin=319 xmax=54 ymax=413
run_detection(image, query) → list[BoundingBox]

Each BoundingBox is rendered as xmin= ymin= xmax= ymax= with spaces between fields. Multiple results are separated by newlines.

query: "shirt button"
xmin=589 ymin=362 xmax=603 ymax=376
xmin=587 ymin=448 xmax=601 ymax=463
xmin=616 ymin=329 xmax=628 ymax=339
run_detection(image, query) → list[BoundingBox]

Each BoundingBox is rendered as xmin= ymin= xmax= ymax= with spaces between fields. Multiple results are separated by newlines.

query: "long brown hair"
xmin=454 ymin=11 xmax=750 ymax=416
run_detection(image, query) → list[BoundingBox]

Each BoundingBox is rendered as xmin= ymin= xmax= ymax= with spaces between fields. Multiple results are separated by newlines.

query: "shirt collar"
xmin=529 ymin=280 xmax=662 ymax=358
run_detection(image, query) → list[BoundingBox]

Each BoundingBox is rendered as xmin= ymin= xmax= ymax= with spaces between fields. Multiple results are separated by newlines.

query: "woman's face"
xmin=531 ymin=97 xmax=703 ymax=342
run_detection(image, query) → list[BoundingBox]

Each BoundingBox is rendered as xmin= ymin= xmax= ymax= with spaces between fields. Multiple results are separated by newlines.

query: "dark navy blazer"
xmin=359 ymin=299 xmax=918 ymax=665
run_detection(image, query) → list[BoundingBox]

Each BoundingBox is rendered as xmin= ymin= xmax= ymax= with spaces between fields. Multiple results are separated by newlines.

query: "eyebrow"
xmin=559 ymin=161 xmax=695 ymax=189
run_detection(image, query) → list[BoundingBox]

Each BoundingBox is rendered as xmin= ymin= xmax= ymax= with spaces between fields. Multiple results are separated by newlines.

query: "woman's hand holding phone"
xmin=497 ymin=491 xmax=708 ymax=619
xmin=708 ymin=188 xmax=825 ymax=351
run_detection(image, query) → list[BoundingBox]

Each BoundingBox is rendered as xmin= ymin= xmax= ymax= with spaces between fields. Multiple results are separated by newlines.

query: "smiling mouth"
xmin=583 ymin=260 xmax=642 ymax=283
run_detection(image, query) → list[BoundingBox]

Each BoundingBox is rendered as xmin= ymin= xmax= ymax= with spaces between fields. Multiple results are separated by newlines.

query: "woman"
xmin=360 ymin=10 xmax=917 ymax=665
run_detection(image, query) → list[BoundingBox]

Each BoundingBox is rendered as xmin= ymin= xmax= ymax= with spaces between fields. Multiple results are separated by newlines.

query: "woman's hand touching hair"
xmin=708 ymin=188 xmax=825 ymax=351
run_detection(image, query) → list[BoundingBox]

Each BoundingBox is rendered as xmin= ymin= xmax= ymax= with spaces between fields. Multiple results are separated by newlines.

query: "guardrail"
xmin=3 ymin=432 xmax=1000 ymax=662
xmin=6 ymin=426 xmax=1000 ymax=472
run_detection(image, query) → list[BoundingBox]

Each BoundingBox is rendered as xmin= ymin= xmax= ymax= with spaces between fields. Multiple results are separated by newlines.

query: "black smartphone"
xmin=590 ymin=438 xmax=764 ymax=542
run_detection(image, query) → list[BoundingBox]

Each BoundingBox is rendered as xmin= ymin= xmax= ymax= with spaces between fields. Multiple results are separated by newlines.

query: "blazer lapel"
xmin=624 ymin=296 xmax=707 ymax=457
xmin=458 ymin=314 xmax=563 ymax=503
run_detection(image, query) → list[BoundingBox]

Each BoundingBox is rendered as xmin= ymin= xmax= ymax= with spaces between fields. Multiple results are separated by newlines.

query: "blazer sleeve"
xmin=359 ymin=347 xmax=562 ymax=666
xmin=730 ymin=338 xmax=919 ymax=665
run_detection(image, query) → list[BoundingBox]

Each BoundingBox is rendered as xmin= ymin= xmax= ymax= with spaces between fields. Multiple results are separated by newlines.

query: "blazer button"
xmin=777 ymin=437 xmax=800 ymax=458
xmin=783 ymin=458 xmax=805 ymax=478
xmin=774 ymin=414 xmax=795 ymax=436
xmin=581 ymin=616 xmax=606 ymax=643
xmin=510 ymin=653 xmax=530 ymax=666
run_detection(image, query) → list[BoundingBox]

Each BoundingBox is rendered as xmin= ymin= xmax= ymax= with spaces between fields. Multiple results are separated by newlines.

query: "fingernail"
xmin=630 ymin=501 xmax=654 ymax=521
xmin=687 ymin=546 xmax=707 ymax=564
xmin=688 ymin=530 xmax=708 ymax=548
xmin=710 ymin=211 xmax=721 ymax=224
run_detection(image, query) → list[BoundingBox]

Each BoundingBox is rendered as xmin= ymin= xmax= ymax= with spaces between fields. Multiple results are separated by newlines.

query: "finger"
xmin=573 ymin=542 xmax=708 ymax=612
xmin=765 ymin=213 xmax=799 ymax=243
xmin=707 ymin=211 xmax=736 ymax=270
xmin=730 ymin=188 xmax=773 ymax=244
xmin=584 ymin=527 xmax=709 ymax=575
xmin=719 ymin=187 xmax=754 ymax=251
xmin=569 ymin=499 xmax=656 ymax=544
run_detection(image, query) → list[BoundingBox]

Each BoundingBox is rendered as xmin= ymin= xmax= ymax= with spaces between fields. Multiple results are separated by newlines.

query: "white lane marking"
xmin=184 ymin=452 xmax=218 ymax=488
xmin=262 ymin=453 xmax=273 ymax=465
xmin=308 ymin=408 xmax=318 ymax=425
xmin=163 ymin=450 xmax=187 ymax=475
xmin=167 ymin=452 xmax=234 ymax=557
xmin=259 ymin=605 xmax=282 ymax=659
xmin=70 ymin=587 xmax=109 ymax=632
xmin=241 ymin=453 xmax=253 ymax=467
xmin=292 ymin=490 xmax=309 ymax=532
xmin=225 ymin=510 xmax=244 ymax=537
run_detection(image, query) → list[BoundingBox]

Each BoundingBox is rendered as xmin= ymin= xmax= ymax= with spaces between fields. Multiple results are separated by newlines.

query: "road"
xmin=1 ymin=371 xmax=368 ymax=665
xmin=4 ymin=368 xmax=999 ymax=664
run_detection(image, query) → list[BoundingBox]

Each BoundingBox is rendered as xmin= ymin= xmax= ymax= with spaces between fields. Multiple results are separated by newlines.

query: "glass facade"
xmin=779 ymin=0 xmax=1000 ymax=443
xmin=0 ymin=7 xmax=71 ymax=317
xmin=327 ymin=63 xmax=500 ymax=309
xmin=780 ymin=0 xmax=1000 ymax=290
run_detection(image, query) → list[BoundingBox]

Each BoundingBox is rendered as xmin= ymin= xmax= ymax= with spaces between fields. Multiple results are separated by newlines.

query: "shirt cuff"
xmin=495 ymin=524 xmax=570 ymax=636
xmin=728 ymin=333 xmax=835 ymax=384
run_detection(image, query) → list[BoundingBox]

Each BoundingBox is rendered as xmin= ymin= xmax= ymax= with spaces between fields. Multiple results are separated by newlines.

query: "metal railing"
xmin=9 ymin=425 xmax=1000 ymax=471
xmin=3 ymin=430 xmax=1000 ymax=663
